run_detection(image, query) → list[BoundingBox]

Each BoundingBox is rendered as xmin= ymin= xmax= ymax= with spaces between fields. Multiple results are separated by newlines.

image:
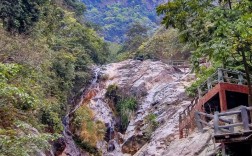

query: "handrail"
xmin=166 ymin=60 xmax=190 ymax=67
xmin=179 ymin=68 xmax=252 ymax=138
xmin=195 ymin=106 xmax=252 ymax=135
xmin=198 ymin=68 xmax=252 ymax=97
xmin=179 ymin=97 xmax=199 ymax=138
xmin=179 ymin=97 xmax=198 ymax=125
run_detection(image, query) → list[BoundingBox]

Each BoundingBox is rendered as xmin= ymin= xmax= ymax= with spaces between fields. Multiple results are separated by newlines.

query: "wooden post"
xmin=228 ymin=119 xmax=234 ymax=133
xmin=241 ymin=106 xmax=250 ymax=131
xmin=219 ymin=88 xmax=228 ymax=112
xmin=221 ymin=143 xmax=226 ymax=156
xmin=218 ymin=68 xmax=224 ymax=82
xmin=207 ymin=77 xmax=212 ymax=90
xmin=214 ymin=111 xmax=220 ymax=135
xmin=195 ymin=112 xmax=203 ymax=132
xmin=179 ymin=128 xmax=183 ymax=139
xmin=238 ymin=72 xmax=244 ymax=85
xmin=198 ymin=87 xmax=202 ymax=98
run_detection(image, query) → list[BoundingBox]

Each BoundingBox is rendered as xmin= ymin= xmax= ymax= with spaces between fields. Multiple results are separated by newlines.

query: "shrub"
xmin=40 ymin=107 xmax=63 ymax=133
xmin=105 ymin=84 xmax=119 ymax=99
xmin=73 ymin=135 xmax=101 ymax=156
xmin=186 ymin=66 xmax=216 ymax=97
xmin=100 ymin=74 xmax=109 ymax=81
xmin=73 ymin=106 xmax=105 ymax=147
xmin=143 ymin=113 xmax=158 ymax=140
xmin=117 ymin=97 xmax=137 ymax=131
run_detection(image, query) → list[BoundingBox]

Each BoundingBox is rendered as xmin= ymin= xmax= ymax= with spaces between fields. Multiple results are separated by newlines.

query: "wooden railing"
xmin=179 ymin=68 xmax=252 ymax=138
xmin=166 ymin=60 xmax=190 ymax=67
xmin=179 ymin=97 xmax=199 ymax=138
xmin=195 ymin=106 xmax=252 ymax=135
xmin=198 ymin=68 xmax=251 ymax=97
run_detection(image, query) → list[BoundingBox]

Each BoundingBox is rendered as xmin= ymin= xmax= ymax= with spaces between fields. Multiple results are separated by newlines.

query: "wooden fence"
xmin=166 ymin=60 xmax=190 ymax=68
xmin=179 ymin=68 xmax=251 ymax=138
xmin=198 ymin=68 xmax=251 ymax=97
xmin=195 ymin=106 xmax=252 ymax=136
xmin=179 ymin=97 xmax=199 ymax=138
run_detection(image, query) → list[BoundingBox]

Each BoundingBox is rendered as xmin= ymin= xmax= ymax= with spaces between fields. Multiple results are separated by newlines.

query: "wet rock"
xmin=117 ymin=132 xmax=124 ymax=144
xmin=122 ymin=134 xmax=149 ymax=155
xmin=53 ymin=137 xmax=66 ymax=156
xmin=108 ymin=141 xmax=116 ymax=152
xmin=79 ymin=59 xmax=196 ymax=155
xmin=151 ymin=101 xmax=160 ymax=106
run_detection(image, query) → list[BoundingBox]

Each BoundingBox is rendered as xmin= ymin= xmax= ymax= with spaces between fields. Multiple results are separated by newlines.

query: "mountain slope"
xmin=82 ymin=0 xmax=167 ymax=42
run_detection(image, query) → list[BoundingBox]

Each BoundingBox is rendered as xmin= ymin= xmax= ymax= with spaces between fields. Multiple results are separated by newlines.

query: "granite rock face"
xmin=77 ymin=59 xmax=214 ymax=156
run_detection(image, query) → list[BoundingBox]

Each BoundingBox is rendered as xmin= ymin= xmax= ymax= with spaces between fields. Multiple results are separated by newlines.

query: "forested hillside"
xmin=82 ymin=0 xmax=167 ymax=42
xmin=0 ymin=0 xmax=109 ymax=155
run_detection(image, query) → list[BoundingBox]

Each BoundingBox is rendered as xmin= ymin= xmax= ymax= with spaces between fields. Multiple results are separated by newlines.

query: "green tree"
xmin=120 ymin=22 xmax=148 ymax=54
xmin=157 ymin=0 xmax=252 ymax=104
xmin=0 ymin=0 xmax=43 ymax=33
xmin=0 ymin=0 xmax=110 ymax=154
xmin=63 ymin=0 xmax=86 ymax=15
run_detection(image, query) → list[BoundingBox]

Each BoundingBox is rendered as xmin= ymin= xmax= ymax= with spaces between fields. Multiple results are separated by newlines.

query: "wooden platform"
xmin=196 ymin=83 xmax=249 ymax=112
xmin=214 ymin=131 xmax=252 ymax=143
xmin=179 ymin=68 xmax=251 ymax=139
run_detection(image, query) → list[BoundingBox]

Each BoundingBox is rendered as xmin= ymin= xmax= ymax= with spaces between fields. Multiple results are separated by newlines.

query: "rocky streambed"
xmin=62 ymin=59 xmax=218 ymax=156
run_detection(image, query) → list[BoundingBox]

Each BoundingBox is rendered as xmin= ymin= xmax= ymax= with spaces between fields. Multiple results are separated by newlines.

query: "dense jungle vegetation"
xmin=0 ymin=0 xmax=109 ymax=155
xmin=82 ymin=0 xmax=166 ymax=43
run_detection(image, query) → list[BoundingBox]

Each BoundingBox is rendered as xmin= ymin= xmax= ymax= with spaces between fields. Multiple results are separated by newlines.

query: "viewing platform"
xmin=179 ymin=68 xmax=252 ymax=138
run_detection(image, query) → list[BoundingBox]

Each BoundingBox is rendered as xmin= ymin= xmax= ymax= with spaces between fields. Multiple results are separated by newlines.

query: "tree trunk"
xmin=228 ymin=0 xmax=232 ymax=9
xmin=241 ymin=51 xmax=252 ymax=107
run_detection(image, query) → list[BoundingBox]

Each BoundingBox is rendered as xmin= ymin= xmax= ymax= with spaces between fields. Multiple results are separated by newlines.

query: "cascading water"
xmin=61 ymin=67 xmax=100 ymax=156
xmin=107 ymin=121 xmax=116 ymax=152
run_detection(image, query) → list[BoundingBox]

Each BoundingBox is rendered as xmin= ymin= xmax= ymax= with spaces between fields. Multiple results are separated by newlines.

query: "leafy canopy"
xmin=0 ymin=0 xmax=43 ymax=33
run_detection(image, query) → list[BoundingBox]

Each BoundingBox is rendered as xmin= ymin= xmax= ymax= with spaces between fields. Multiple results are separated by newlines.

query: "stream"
xmin=62 ymin=67 xmax=100 ymax=156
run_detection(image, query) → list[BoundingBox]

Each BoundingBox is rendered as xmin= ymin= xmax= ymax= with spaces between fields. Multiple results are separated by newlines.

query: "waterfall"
xmin=61 ymin=67 xmax=100 ymax=156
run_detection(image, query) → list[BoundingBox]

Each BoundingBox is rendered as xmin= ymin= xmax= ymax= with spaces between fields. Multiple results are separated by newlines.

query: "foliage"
xmin=143 ymin=113 xmax=158 ymax=140
xmin=40 ymin=102 xmax=64 ymax=133
xmin=82 ymin=0 xmax=165 ymax=42
xmin=0 ymin=121 xmax=58 ymax=156
xmin=107 ymin=42 xmax=122 ymax=62
xmin=186 ymin=66 xmax=216 ymax=97
xmin=105 ymin=84 xmax=137 ymax=131
xmin=157 ymin=0 xmax=252 ymax=98
xmin=116 ymin=97 xmax=137 ymax=130
xmin=73 ymin=105 xmax=105 ymax=146
xmin=0 ymin=64 xmax=34 ymax=108
xmin=145 ymin=114 xmax=158 ymax=130
xmin=0 ymin=0 xmax=110 ymax=154
xmin=137 ymin=27 xmax=190 ymax=60
xmin=0 ymin=0 xmax=43 ymax=33
xmin=116 ymin=97 xmax=138 ymax=113
xmin=0 ymin=62 xmax=60 ymax=154
xmin=105 ymin=84 xmax=119 ymax=100
xmin=64 ymin=0 xmax=86 ymax=15
xmin=0 ymin=63 xmax=39 ymax=126
xmin=157 ymin=0 xmax=252 ymax=68
xmin=73 ymin=135 xmax=101 ymax=156
xmin=119 ymin=23 xmax=148 ymax=55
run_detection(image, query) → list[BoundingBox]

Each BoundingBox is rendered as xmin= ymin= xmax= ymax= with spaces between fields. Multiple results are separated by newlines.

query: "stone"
xmin=75 ymin=59 xmax=198 ymax=156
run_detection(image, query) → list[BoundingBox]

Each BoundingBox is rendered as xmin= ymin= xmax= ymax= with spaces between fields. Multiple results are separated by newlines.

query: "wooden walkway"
xmin=166 ymin=60 xmax=190 ymax=68
xmin=195 ymin=106 xmax=252 ymax=143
